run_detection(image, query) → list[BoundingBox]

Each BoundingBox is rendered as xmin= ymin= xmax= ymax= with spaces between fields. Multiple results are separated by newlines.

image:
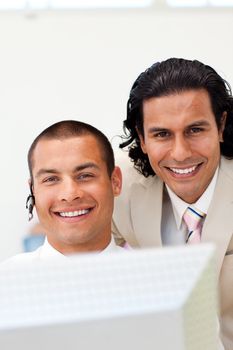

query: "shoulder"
xmin=0 ymin=246 xmax=42 ymax=268
xmin=113 ymin=149 xmax=163 ymax=243
xmin=220 ymin=156 xmax=233 ymax=176
xmin=219 ymin=157 xmax=233 ymax=187
xmin=114 ymin=149 xmax=142 ymax=186
xmin=114 ymin=149 xmax=161 ymax=191
xmin=115 ymin=149 xmax=146 ymax=211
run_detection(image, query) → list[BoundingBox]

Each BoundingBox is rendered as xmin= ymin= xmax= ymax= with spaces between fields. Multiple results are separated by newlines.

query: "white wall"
xmin=0 ymin=8 xmax=233 ymax=260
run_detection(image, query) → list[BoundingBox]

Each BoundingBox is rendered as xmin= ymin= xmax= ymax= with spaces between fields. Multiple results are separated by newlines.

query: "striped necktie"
xmin=183 ymin=207 xmax=205 ymax=244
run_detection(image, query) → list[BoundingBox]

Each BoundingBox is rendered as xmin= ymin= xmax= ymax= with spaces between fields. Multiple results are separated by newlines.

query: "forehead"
xmin=32 ymin=135 xmax=105 ymax=172
xmin=143 ymin=89 xmax=215 ymax=126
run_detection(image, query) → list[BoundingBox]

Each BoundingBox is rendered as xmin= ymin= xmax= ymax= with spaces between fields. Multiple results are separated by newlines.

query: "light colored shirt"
xmin=2 ymin=235 xmax=124 ymax=266
xmin=161 ymin=168 xmax=219 ymax=245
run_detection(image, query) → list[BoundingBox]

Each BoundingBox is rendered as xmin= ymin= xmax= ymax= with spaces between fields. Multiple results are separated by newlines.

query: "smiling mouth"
xmin=166 ymin=163 xmax=202 ymax=175
xmin=55 ymin=208 xmax=93 ymax=218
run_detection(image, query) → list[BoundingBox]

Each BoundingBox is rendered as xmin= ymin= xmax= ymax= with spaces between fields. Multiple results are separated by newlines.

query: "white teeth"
xmin=59 ymin=209 xmax=89 ymax=217
xmin=170 ymin=165 xmax=197 ymax=174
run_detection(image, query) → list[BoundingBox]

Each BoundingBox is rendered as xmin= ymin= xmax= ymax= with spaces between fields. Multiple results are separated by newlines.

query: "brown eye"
xmin=189 ymin=127 xmax=202 ymax=134
xmin=154 ymin=131 xmax=170 ymax=138
xmin=77 ymin=173 xmax=94 ymax=181
xmin=43 ymin=176 xmax=58 ymax=183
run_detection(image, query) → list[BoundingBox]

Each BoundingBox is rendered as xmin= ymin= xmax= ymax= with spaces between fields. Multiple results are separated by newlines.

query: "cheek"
xmin=96 ymin=186 xmax=114 ymax=210
xmin=190 ymin=134 xmax=220 ymax=157
xmin=34 ymin=190 xmax=53 ymax=213
xmin=83 ymin=182 xmax=113 ymax=209
xmin=99 ymin=188 xmax=114 ymax=206
xmin=146 ymin=145 xmax=166 ymax=167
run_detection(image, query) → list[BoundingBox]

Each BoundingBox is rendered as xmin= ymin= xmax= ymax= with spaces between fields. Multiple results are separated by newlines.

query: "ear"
xmin=111 ymin=166 xmax=122 ymax=197
xmin=136 ymin=126 xmax=147 ymax=154
xmin=219 ymin=111 xmax=227 ymax=142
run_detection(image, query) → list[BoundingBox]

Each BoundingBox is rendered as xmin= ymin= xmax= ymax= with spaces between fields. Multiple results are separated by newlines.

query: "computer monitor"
xmin=0 ymin=244 xmax=218 ymax=350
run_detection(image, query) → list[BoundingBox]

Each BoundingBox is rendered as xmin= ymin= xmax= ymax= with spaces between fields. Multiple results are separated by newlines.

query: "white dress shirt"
xmin=2 ymin=235 xmax=124 ymax=266
xmin=161 ymin=168 xmax=219 ymax=245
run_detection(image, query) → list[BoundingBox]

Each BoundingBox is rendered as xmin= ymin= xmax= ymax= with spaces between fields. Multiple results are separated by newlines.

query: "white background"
xmin=0 ymin=8 xmax=233 ymax=260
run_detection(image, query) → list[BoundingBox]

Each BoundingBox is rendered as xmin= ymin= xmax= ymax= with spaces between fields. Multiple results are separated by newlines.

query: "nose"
xmin=170 ymin=135 xmax=192 ymax=162
xmin=58 ymin=179 xmax=83 ymax=202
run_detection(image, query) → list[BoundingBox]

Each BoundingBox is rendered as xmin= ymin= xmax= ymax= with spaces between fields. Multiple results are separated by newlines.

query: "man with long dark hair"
xmin=112 ymin=58 xmax=233 ymax=349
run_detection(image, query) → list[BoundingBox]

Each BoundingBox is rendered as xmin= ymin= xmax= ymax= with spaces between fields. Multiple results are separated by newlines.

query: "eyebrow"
xmin=186 ymin=120 xmax=211 ymax=127
xmin=74 ymin=162 xmax=100 ymax=172
xmin=148 ymin=127 xmax=169 ymax=134
xmin=35 ymin=162 xmax=100 ymax=178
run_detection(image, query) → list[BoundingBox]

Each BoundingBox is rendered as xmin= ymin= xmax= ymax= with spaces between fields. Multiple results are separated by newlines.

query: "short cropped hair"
xmin=28 ymin=120 xmax=115 ymax=181
xmin=120 ymin=58 xmax=233 ymax=177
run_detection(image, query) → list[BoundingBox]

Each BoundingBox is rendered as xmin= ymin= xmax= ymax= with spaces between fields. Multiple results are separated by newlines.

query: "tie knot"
xmin=183 ymin=207 xmax=205 ymax=232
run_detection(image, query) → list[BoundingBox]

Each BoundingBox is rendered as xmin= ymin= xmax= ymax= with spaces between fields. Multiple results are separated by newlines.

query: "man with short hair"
xmin=112 ymin=58 xmax=233 ymax=349
xmin=5 ymin=120 xmax=123 ymax=263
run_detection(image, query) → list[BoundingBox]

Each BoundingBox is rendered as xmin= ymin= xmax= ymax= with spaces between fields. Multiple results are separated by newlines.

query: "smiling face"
xmin=139 ymin=89 xmax=226 ymax=203
xmin=31 ymin=135 xmax=122 ymax=254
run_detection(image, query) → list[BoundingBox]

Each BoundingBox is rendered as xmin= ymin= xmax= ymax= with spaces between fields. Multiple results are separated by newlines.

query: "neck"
xmin=47 ymin=235 xmax=112 ymax=255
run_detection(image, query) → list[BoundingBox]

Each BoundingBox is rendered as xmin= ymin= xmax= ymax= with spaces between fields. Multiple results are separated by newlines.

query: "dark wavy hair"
xmin=120 ymin=58 xmax=233 ymax=177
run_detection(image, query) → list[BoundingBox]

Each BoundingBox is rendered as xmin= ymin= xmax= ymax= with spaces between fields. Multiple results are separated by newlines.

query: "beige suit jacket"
xmin=113 ymin=153 xmax=233 ymax=350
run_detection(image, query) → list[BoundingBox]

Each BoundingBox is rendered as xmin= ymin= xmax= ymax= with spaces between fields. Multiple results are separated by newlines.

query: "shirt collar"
xmin=39 ymin=236 xmax=121 ymax=260
xmin=101 ymin=236 xmax=123 ymax=253
xmin=166 ymin=167 xmax=219 ymax=229
xmin=38 ymin=238 xmax=67 ymax=260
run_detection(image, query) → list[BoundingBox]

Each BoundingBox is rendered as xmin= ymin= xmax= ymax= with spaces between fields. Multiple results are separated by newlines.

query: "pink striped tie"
xmin=183 ymin=207 xmax=205 ymax=244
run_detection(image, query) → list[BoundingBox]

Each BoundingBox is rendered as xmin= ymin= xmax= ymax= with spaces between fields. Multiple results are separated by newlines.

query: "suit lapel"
xmin=128 ymin=157 xmax=233 ymax=274
xmin=130 ymin=176 xmax=163 ymax=247
xmin=201 ymin=158 xmax=233 ymax=276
